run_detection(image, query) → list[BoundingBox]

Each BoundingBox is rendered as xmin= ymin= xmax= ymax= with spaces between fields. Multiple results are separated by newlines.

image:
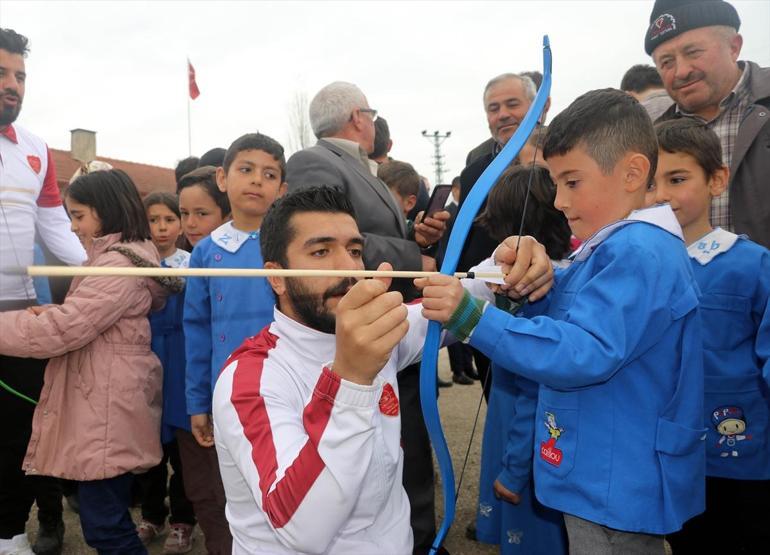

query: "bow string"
xmin=418 ymin=35 xmax=552 ymax=554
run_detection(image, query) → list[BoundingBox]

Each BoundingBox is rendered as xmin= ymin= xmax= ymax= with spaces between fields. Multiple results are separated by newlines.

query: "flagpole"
xmin=186 ymin=57 xmax=192 ymax=156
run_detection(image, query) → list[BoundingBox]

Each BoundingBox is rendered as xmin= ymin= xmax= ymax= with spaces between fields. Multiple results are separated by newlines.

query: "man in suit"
xmin=286 ymin=82 xmax=445 ymax=274
xmin=286 ymin=81 xmax=449 ymax=555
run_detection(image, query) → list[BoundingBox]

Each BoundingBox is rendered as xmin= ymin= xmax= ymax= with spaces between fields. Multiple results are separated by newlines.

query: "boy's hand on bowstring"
xmin=494 ymin=235 xmax=553 ymax=302
xmin=191 ymin=413 xmax=214 ymax=447
xmin=333 ymin=263 xmax=408 ymax=386
xmin=493 ymin=479 xmax=521 ymax=505
xmin=414 ymin=274 xmax=465 ymax=324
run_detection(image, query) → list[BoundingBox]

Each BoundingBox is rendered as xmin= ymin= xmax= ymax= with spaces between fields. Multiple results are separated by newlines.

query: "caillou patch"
xmin=540 ymin=411 xmax=565 ymax=466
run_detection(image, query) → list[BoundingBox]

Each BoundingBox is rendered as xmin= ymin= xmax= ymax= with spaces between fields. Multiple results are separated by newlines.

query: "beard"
xmin=0 ymin=93 xmax=21 ymax=127
xmin=285 ymin=277 xmax=357 ymax=334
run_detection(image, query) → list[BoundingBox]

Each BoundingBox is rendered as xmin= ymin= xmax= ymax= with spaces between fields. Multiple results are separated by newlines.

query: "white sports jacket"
xmin=213 ymin=303 xmax=428 ymax=555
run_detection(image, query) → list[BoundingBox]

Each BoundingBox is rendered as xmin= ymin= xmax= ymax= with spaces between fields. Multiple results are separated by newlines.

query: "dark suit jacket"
xmin=286 ymin=139 xmax=422 ymax=272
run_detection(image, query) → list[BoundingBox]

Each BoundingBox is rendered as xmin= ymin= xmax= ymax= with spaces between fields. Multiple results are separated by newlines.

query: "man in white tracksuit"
xmin=212 ymin=186 xmax=552 ymax=554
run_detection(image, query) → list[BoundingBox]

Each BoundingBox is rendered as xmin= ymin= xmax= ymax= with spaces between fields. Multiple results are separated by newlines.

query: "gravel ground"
xmin=28 ymin=351 xmax=498 ymax=554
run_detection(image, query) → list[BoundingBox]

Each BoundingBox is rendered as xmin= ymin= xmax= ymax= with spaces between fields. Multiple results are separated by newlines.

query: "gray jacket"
xmin=285 ymin=139 xmax=422 ymax=271
xmin=658 ymin=61 xmax=770 ymax=248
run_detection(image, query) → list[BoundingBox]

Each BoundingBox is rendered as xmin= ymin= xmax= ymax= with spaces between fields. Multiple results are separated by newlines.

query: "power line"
xmin=421 ymin=130 xmax=451 ymax=186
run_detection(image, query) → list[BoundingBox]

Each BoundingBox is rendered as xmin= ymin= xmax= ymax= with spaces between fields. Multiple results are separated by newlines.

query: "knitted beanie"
xmin=644 ymin=0 xmax=740 ymax=55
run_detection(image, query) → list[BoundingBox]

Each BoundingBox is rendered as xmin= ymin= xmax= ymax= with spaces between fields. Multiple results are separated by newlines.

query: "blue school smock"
xmin=469 ymin=205 xmax=706 ymax=535
xmin=476 ymin=362 xmax=567 ymax=554
xmin=687 ymin=228 xmax=770 ymax=480
xmin=184 ymin=222 xmax=275 ymax=416
xmin=150 ymin=249 xmax=191 ymax=442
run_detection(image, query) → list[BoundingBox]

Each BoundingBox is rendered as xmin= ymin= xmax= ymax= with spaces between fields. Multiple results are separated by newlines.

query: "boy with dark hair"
xmin=620 ymin=64 xmax=664 ymax=98
xmin=369 ymin=116 xmax=392 ymax=163
xmin=418 ymin=89 xmax=705 ymax=554
xmin=619 ymin=64 xmax=673 ymax=121
xmin=653 ymin=118 xmax=770 ymax=553
xmin=378 ymin=160 xmax=420 ymax=218
xmin=183 ymin=132 xmax=286 ymax=554
xmin=174 ymin=156 xmax=200 ymax=185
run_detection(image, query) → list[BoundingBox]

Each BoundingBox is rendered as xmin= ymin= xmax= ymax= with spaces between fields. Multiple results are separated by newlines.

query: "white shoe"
xmin=0 ymin=534 xmax=34 ymax=555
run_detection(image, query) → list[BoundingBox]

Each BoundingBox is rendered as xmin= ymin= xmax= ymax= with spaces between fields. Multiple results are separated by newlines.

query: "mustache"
xmin=322 ymin=277 xmax=357 ymax=302
xmin=672 ymin=71 xmax=706 ymax=90
xmin=1 ymin=89 xmax=21 ymax=99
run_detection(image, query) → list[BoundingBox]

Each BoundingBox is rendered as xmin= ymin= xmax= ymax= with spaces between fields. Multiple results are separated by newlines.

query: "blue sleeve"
xmin=496 ymin=375 xmax=539 ymax=494
xmin=470 ymin=238 xmax=685 ymax=390
xmin=184 ymin=244 xmax=213 ymax=415
xmin=755 ymin=250 xmax=770 ymax=388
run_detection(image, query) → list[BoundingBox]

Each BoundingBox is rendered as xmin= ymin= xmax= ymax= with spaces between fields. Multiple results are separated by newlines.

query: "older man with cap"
xmin=646 ymin=0 xmax=770 ymax=248
xmin=285 ymin=81 xmax=449 ymax=555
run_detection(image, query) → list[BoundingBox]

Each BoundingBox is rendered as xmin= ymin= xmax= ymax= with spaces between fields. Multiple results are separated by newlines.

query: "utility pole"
xmin=421 ymin=130 xmax=451 ymax=186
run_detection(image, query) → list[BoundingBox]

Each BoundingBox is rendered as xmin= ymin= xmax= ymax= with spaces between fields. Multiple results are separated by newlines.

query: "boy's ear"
xmin=278 ymin=182 xmax=288 ymax=198
xmin=405 ymin=194 xmax=417 ymax=213
xmin=622 ymin=153 xmax=651 ymax=194
xmin=709 ymin=165 xmax=730 ymax=197
xmin=263 ymin=261 xmax=286 ymax=296
xmin=215 ymin=167 xmax=228 ymax=193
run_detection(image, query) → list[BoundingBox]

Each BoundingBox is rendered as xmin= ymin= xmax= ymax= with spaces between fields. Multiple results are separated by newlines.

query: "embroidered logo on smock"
xmin=687 ymin=228 xmax=739 ymax=265
xmin=712 ymin=405 xmax=751 ymax=458
xmin=540 ymin=412 xmax=565 ymax=467
xmin=27 ymin=155 xmax=41 ymax=174
xmin=507 ymin=529 xmax=523 ymax=545
xmin=478 ymin=503 xmax=493 ymax=517
xmin=379 ymin=383 xmax=399 ymax=416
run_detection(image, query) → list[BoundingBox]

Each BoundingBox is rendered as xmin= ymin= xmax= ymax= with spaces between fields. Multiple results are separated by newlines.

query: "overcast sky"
xmin=2 ymin=0 xmax=769 ymax=184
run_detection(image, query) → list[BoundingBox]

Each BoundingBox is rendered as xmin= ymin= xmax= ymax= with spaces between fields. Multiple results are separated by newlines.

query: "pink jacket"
xmin=0 ymin=233 xmax=168 ymax=480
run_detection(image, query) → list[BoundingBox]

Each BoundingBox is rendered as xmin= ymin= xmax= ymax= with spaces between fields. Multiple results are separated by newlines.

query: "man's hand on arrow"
xmin=333 ymin=263 xmax=409 ymax=386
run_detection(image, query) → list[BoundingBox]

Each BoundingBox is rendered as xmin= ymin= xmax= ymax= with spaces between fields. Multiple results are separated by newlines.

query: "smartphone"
xmin=424 ymin=184 xmax=452 ymax=218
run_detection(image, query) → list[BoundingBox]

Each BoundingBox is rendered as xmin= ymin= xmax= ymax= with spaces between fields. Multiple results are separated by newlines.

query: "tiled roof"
xmin=51 ymin=149 xmax=176 ymax=197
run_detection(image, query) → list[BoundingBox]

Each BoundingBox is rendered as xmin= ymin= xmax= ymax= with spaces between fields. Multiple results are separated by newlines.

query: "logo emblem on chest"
xmin=27 ymin=155 xmax=41 ymax=174
xmin=379 ymin=383 xmax=399 ymax=416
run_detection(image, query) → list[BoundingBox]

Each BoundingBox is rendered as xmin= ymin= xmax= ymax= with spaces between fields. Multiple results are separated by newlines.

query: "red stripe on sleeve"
xmin=37 ymin=147 xmax=62 ymax=208
xmin=231 ymin=328 xmax=340 ymax=528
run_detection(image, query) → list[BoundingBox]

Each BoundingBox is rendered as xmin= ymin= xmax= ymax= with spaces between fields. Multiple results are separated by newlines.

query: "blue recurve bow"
xmin=418 ymin=35 xmax=553 ymax=554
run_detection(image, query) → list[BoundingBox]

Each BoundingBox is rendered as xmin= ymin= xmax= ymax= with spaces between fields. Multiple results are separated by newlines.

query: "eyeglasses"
xmin=359 ymin=108 xmax=378 ymax=121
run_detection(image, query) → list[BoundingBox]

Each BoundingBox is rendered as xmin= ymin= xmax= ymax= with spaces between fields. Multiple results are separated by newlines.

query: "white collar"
xmin=163 ymin=249 xmax=191 ymax=269
xmin=687 ymin=228 xmax=740 ymax=265
xmin=570 ymin=204 xmax=683 ymax=262
xmin=210 ymin=221 xmax=260 ymax=254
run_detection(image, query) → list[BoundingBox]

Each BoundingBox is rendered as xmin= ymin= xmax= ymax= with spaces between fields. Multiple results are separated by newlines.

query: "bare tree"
xmin=287 ymin=90 xmax=314 ymax=153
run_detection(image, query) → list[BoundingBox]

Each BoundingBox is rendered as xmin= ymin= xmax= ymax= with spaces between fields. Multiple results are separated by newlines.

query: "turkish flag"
xmin=188 ymin=60 xmax=200 ymax=100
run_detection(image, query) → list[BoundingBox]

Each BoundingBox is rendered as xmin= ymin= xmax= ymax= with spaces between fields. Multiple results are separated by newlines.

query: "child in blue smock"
xmin=653 ymin=119 xmax=770 ymax=553
xmin=472 ymin=164 xmax=570 ymax=554
xmin=135 ymin=192 xmax=197 ymax=552
xmin=182 ymin=134 xmax=287 ymax=554
xmin=418 ymin=89 xmax=705 ymax=554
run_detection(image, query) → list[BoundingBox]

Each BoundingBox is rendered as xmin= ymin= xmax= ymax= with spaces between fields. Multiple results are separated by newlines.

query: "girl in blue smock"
xmin=135 ymin=192 xmax=197 ymax=552
xmin=472 ymin=164 xmax=569 ymax=554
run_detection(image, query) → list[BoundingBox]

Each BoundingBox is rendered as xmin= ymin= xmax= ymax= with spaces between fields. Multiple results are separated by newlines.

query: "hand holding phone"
xmin=424 ymin=185 xmax=452 ymax=218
